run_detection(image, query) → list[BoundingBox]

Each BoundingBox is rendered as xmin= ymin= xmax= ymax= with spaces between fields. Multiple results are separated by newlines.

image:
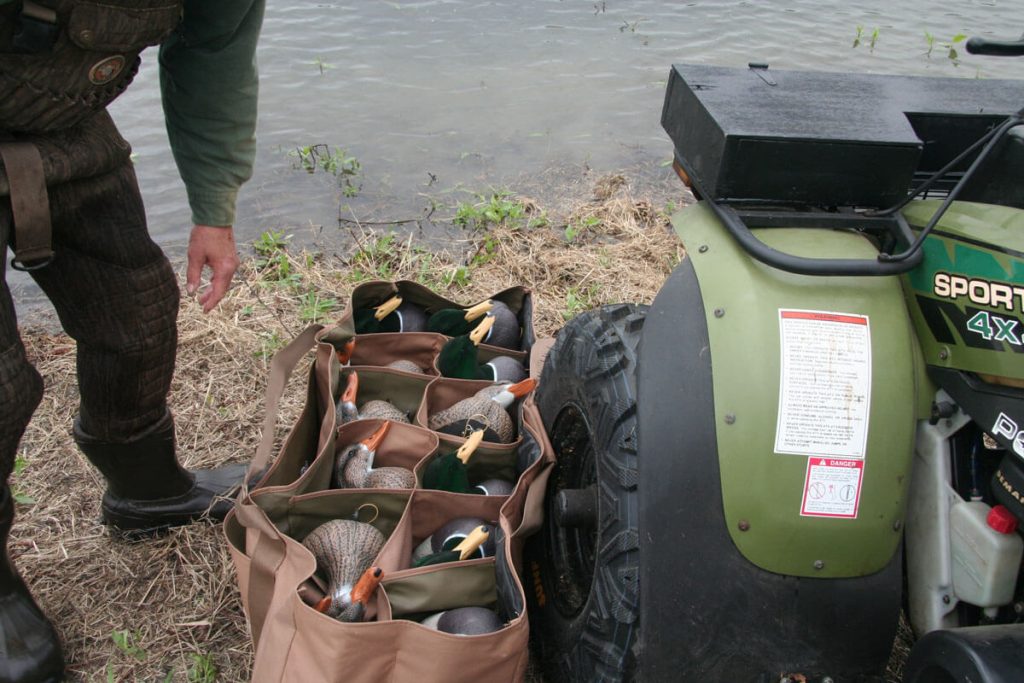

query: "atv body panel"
xmin=902 ymin=200 xmax=1024 ymax=381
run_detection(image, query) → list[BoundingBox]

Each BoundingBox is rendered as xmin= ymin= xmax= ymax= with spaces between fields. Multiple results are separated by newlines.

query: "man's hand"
xmin=186 ymin=224 xmax=240 ymax=313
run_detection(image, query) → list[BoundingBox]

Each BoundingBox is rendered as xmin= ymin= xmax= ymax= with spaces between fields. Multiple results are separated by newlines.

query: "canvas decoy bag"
xmin=224 ymin=281 xmax=554 ymax=682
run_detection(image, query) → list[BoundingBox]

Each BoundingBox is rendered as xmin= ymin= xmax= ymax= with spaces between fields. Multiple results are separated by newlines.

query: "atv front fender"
xmin=633 ymin=203 xmax=922 ymax=679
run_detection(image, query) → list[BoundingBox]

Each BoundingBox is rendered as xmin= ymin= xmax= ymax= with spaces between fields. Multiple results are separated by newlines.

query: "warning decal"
xmin=774 ymin=309 xmax=871 ymax=459
xmin=801 ymin=458 xmax=865 ymax=518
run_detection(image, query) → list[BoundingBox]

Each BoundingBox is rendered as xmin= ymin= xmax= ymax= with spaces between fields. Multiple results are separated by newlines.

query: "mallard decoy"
xmin=302 ymin=519 xmax=385 ymax=621
xmin=411 ymin=516 xmax=496 ymax=563
xmin=335 ymin=372 xmax=412 ymax=425
xmin=358 ymin=399 xmax=412 ymax=424
xmin=354 ymin=296 xmax=427 ymax=334
xmin=339 ymin=422 xmax=416 ymax=489
xmin=421 ymin=430 xmax=483 ymax=493
xmin=334 ymin=421 xmax=388 ymax=487
xmin=479 ymin=300 xmax=519 ymax=350
xmin=412 ymin=524 xmax=490 ymax=568
xmin=436 ymin=317 xmax=526 ymax=383
xmin=473 ymin=478 xmax=514 ymax=496
xmin=428 ymin=378 xmax=537 ymax=443
xmin=420 ymin=607 xmax=505 ymax=635
xmin=385 ymin=359 xmax=425 ymax=374
xmin=426 ymin=300 xmax=493 ymax=337
xmin=430 ymin=517 xmax=496 ymax=557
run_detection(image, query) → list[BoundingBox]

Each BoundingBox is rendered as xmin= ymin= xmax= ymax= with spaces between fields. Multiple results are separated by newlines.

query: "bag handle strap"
xmin=232 ymin=502 xmax=288 ymax=643
xmin=242 ymin=324 xmax=323 ymax=493
xmin=232 ymin=324 xmax=322 ymax=643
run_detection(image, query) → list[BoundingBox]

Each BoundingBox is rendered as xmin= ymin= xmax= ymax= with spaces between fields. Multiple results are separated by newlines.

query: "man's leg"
xmin=0 ymin=205 xmax=64 ymax=683
xmin=29 ymin=161 xmax=245 ymax=534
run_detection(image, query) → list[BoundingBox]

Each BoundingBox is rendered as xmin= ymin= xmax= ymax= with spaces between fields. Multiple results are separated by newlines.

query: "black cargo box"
xmin=661 ymin=64 xmax=1024 ymax=208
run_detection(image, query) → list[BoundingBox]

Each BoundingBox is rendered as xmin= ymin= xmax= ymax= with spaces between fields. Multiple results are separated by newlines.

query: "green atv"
xmin=526 ymin=34 xmax=1024 ymax=682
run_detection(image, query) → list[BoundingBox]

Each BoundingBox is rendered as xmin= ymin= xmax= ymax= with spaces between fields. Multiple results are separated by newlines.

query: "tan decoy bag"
xmin=224 ymin=282 xmax=554 ymax=683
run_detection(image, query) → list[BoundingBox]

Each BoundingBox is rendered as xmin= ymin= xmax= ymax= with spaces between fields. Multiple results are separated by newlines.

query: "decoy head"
xmin=315 ymin=566 xmax=384 ymax=622
xmin=335 ymin=339 xmax=356 ymax=365
xmin=489 ymin=377 xmax=537 ymax=408
xmin=340 ymin=422 xmax=390 ymax=488
xmin=336 ymin=371 xmax=360 ymax=424
xmin=437 ymin=334 xmax=481 ymax=379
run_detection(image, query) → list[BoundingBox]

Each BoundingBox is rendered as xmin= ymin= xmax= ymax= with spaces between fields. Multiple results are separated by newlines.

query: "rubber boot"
xmin=0 ymin=487 xmax=64 ymax=683
xmin=73 ymin=411 xmax=248 ymax=534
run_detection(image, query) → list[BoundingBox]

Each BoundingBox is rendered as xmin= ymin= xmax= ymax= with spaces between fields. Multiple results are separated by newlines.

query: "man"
xmin=0 ymin=1 xmax=265 ymax=680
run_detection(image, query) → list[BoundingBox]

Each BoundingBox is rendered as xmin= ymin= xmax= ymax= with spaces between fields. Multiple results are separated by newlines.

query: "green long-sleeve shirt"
xmin=161 ymin=0 xmax=264 ymax=227
xmin=0 ymin=0 xmax=264 ymax=227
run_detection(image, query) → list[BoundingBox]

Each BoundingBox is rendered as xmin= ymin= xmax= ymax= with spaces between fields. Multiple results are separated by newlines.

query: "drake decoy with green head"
xmin=436 ymin=317 xmax=526 ymax=383
xmin=339 ymin=421 xmax=416 ymax=489
xmin=302 ymin=519 xmax=385 ymax=621
xmin=426 ymin=300 xmax=493 ymax=336
xmin=421 ymin=430 xmax=484 ymax=493
xmin=336 ymin=371 xmax=412 ymax=425
xmin=428 ymin=378 xmax=537 ymax=443
xmin=354 ymin=296 xmax=427 ymax=334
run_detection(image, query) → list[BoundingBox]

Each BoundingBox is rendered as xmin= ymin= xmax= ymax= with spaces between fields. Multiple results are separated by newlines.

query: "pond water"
xmin=9 ymin=0 xmax=1024 ymax=308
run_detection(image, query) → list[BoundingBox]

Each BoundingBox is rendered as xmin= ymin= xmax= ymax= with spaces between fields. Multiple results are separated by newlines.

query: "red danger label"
xmin=800 ymin=458 xmax=864 ymax=519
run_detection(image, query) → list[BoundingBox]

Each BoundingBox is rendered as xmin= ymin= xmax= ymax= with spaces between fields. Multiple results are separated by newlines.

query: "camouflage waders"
xmin=0 ymin=3 xmax=248 ymax=680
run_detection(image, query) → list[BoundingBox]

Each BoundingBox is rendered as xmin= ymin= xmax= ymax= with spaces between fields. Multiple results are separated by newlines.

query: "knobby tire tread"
xmin=529 ymin=303 xmax=647 ymax=682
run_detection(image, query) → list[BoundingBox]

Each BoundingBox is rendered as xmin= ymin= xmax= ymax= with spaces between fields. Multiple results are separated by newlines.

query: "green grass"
xmin=187 ymin=653 xmax=218 ymax=683
xmin=563 ymin=284 xmax=603 ymax=321
xmin=298 ymin=292 xmax=339 ymax=323
xmin=10 ymin=454 xmax=34 ymax=505
xmin=565 ymin=215 xmax=601 ymax=242
xmin=289 ymin=144 xmax=361 ymax=195
xmin=453 ymin=191 xmax=542 ymax=231
xmin=254 ymin=330 xmax=286 ymax=360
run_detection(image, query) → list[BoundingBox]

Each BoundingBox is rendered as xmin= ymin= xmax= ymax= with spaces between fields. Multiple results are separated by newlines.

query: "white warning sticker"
xmin=774 ymin=309 xmax=871 ymax=459
xmin=800 ymin=458 xmax=865 ymax=518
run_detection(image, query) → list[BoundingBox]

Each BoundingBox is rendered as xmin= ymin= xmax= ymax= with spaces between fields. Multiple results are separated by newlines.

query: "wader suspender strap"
xmin=0 ymin=142 xmax=54 ymax=270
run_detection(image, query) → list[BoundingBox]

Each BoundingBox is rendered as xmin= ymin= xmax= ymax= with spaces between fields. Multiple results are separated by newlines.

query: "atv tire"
xmin=525 ymin=303 xmax=647 ymax=682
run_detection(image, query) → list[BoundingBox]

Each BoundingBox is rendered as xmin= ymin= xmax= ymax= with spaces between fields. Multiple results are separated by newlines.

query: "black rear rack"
xmin=663 ymin=64 xmax=1024 ymax=276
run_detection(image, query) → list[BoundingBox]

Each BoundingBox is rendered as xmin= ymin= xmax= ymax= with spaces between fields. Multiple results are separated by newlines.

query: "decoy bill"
xmin=426 ymin=299 xmax=493 ymax=336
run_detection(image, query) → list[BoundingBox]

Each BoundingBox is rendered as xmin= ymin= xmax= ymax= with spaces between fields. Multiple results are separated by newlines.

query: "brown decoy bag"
xmin=224 ymin=282 xmax=553 ymax=683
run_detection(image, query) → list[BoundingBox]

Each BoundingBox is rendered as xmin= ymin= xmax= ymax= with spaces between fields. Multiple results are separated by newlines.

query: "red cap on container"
xmin=987 ymin=505 xmax=1019 ymax=534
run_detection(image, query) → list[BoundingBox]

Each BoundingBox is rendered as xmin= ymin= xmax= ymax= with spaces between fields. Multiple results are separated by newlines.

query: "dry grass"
xmin=13 ymin=173 xmax=683 ymax=681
